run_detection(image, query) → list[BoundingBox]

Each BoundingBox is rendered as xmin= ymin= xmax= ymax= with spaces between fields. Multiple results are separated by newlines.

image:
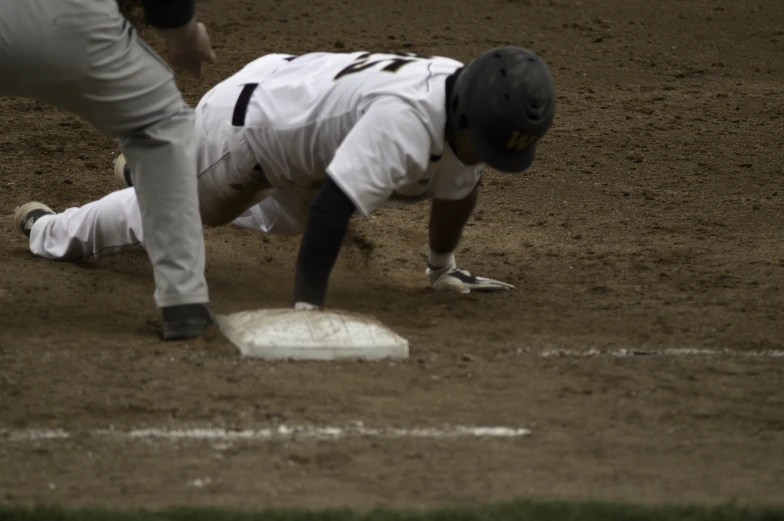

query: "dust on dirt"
xmin=1 ymin=0 xmax=783 ymax=511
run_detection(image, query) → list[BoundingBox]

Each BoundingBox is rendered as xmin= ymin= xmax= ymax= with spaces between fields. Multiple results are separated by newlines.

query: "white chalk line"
xmin=539 ymin=347 xmax=784 ymax=359
xmin=1 ymin=424 xmax=531 ymax=443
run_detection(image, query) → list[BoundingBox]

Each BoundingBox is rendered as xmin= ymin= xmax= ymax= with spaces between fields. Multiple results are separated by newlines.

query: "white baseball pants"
xmin=29 ymin=184 xmax=316 ymax=261
xmin=27 ymin=76 xmax=318 ymax=260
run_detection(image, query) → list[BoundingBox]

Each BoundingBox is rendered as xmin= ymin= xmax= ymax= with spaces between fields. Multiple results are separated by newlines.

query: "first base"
xmin=214 ymin=308 xmax=410 ymax=360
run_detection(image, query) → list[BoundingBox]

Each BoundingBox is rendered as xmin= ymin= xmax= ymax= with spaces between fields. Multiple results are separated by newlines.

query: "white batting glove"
xmin=426 ymin=260 xmax=516 ymax=294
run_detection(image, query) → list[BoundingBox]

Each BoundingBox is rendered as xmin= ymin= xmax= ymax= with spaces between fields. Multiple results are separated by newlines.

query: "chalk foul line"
xmin=539 ymin=347 xmax=784 ymax=358
xmin=1 ymin=424 xmax=531 ymax=443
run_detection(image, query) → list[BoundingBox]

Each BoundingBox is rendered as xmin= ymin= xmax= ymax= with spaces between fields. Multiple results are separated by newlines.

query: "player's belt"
xmin=232 ymin=83 xmax=259 ymax=127
xmin=231 ymin=82 xmax=264 ymax=175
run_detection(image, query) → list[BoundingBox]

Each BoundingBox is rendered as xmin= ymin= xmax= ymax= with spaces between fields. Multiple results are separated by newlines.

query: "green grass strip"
xmin=1 ymin=499 xmax=783 ymax=521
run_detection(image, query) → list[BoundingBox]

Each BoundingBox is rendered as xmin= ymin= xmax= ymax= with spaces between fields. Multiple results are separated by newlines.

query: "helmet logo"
xmin=506 ymin=131 xmax=538 ymax=151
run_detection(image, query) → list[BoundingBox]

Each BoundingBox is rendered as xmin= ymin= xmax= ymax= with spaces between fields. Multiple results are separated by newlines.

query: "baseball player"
xmin=14 ymin=46 xmax=555 ymax=310
xmin=1 ymin=0 xmax=216 ymax=340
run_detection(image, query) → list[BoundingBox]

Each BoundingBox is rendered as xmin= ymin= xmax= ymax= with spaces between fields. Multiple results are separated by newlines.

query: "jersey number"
xmin=333 ymin=52 xmax=431 ymax=80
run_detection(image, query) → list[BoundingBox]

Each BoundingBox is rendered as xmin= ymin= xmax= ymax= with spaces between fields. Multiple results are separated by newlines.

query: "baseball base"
xmin=214 ymin=308 xmax=410 ymax=360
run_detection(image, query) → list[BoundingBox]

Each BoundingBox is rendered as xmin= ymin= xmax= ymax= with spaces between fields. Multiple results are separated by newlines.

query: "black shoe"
xmin=160 ymin=303 xmax=214 ymax=340
xmin=13 ymin=202 xmax=55 ymax=238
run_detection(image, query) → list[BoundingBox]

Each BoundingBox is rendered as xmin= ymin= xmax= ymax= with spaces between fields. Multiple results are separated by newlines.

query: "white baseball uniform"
xmin=28 ymin=51 xmax=484 ymax=261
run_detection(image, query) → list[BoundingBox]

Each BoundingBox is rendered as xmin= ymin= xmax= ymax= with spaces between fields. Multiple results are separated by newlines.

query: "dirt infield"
xmin=1 ymin=0 xmax=783 ymax=511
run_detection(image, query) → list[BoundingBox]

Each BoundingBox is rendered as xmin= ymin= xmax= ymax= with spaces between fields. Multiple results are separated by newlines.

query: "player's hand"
xmin=426 ymin=262 xmax=516 ymax=294
xmin=157 ymin=18 xmax=217 ymax=78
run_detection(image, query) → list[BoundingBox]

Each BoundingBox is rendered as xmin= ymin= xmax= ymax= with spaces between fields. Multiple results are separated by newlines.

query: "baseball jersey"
xmin=225 ymin=51 xmax=484 ymax=217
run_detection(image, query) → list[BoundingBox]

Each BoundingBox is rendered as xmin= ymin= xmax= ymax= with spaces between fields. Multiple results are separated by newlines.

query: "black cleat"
xmin=13 ymin=202 xmax=55 ymax=238
xmin=161 ymin=303 xmax=214 ymax=340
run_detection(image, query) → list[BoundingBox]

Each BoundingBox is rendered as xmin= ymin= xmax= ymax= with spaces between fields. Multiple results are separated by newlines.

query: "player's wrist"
xmin=156 ymin=16 xmax=198 ymax=45
xmin=143 ymin=0 xmax=196 ymax=30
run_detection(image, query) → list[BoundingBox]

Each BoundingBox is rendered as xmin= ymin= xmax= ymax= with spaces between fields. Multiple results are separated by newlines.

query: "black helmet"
xmin=447 ymin=46 xmax=555 ymax=173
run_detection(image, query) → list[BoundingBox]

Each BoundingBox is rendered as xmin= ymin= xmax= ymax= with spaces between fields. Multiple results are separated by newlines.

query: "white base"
xmin=215 ymin=308 xmax=410 ymax=360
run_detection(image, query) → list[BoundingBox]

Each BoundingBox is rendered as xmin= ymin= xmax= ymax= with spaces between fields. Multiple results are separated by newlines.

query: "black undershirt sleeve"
xmin=292 ymin=177 xmax=357 ymax=307
xmin=140 ymin=0 xmax=195 ymax=29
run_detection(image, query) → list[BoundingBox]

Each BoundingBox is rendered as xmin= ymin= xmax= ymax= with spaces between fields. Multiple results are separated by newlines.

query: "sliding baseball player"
xmin=14 ymin=46 xmax=555 ymax=310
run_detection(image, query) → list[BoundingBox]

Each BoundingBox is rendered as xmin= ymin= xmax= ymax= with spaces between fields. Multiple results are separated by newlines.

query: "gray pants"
xmin=0 ymin=0 xmax=208 ymax=308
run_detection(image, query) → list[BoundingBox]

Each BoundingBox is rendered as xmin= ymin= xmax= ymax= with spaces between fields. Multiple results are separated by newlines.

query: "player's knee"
xmin=200 ymin=206 xmax=237 ymax=227
xmin=277 ymin=220 xmax=307 ymax=236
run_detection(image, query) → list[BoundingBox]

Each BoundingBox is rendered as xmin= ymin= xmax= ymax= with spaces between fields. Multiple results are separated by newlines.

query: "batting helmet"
xmin=447 ymin=46 xmax=555 ymax=173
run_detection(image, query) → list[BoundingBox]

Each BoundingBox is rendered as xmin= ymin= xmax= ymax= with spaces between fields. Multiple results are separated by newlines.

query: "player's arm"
xmin=426 ymin=182 xmax=515 ymax=294
xmin=140 ymin=0 xmax=216 ymax=77
xmin=292 ymin=179 xmax=356 ymax=308
xmin=291 ymin=100 xmax=432 ymax=309
xmin=429 ymin=183 xmax=479 ymax=256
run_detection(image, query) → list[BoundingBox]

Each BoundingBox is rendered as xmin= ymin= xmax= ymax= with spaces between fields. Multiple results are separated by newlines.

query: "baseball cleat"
xmin=160 ymin=303 xmax=215 ymax=340
xmin=13 ymin=202 xmax=55 ymax=238
xmin=113 ymin=153 xmax=133 ymax=188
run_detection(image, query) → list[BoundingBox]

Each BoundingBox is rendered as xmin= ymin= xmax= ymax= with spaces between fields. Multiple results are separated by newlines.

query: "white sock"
xmin=428 ymin=250 xmax=455 ymax=269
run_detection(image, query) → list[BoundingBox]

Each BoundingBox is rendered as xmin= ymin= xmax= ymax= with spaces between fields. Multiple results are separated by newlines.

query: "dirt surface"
xmin=1 ymin=0 xmax=784 ymax=511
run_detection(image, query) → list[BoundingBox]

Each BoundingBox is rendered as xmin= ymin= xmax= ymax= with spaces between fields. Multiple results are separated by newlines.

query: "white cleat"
xmin=13 ymin=202 xmax=55 ymax=238
xmin=113 ymin=153 xmax=133 ymax=188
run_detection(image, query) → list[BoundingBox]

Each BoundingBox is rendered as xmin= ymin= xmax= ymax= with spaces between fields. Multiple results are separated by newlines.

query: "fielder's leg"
xmin=0 ymin=0 xmax=210 ymax=339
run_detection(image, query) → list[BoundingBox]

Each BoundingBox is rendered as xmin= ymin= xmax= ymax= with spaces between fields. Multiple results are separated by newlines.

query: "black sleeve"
xmin=141 ymin=0 xmax=195 ymax=29
xmin=292 ymin=177 xmax=357 ymax=307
